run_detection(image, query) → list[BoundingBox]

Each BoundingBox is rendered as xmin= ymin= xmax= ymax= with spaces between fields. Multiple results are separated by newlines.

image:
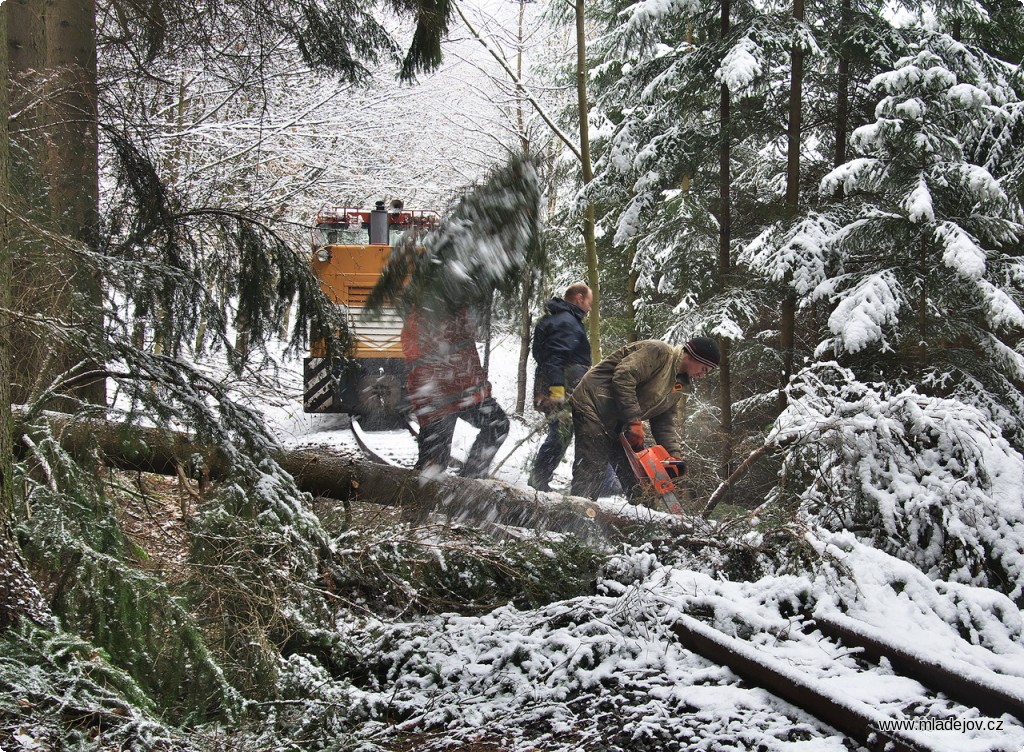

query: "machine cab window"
xmin=313 ymin=214 xmax=370 ymax=247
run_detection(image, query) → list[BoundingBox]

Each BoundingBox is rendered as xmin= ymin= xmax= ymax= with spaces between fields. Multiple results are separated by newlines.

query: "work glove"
xmin=664 ymin=459 xmax=687 ymax=479
xmin=535 ymin=385 xmax=566 ymax=415
xmin=548 ymin=385 xmax=566 ymax=408
xmin=623 ymin=421 xmax=645 ymax=451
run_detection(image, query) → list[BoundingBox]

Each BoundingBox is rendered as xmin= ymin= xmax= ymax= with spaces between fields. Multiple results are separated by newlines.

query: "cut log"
xmin=287 ymin=445 xmax=663 ymax=541
xmin=13 ymin=409 xmax=689 ymax=540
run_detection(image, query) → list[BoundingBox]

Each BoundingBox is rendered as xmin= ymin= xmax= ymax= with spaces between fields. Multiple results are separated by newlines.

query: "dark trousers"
xmin=416 ymin=397 xmax=510 ymax=479
xmin=529 ymin=411 xmax=574 ymax=491
xmin=570 ymin=412 xmax=640 ymax=501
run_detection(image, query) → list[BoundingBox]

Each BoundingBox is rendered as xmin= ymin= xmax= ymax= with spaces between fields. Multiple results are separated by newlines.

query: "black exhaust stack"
xmin=369 ymin=200 xmax=389 ymax=245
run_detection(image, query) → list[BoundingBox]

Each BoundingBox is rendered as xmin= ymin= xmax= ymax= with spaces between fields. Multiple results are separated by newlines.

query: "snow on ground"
xmin=248 ymin=333 xmax=1024 ymax=751
xmin=328 ymin=530 xmax=1024 ymax=752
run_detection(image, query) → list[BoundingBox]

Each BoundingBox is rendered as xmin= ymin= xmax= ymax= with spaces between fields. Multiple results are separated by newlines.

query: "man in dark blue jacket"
xmin=529 ymin=283 xmax=592 ymax=491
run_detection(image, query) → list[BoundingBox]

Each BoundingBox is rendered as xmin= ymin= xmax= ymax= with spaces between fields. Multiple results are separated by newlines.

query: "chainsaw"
xmin=619 ymin=434 xmax=687 ymax=515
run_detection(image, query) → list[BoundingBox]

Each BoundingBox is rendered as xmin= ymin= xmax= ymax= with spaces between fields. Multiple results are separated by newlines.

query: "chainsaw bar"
xmin=659 ymin=491 xmax=684 ymax=516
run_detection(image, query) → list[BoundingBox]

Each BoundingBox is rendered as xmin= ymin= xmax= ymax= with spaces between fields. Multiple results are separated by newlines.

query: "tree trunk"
xmin=515 ymin=0 xmax=530 ymax=156
xmin=918 ymin=233 xmax=928 ymax=376
xmin=717 ymin=0 xmax=733 ymax=488
xmin=233 ymin=321 xmax=250 ymax=363
xmin=575 ymin=0 xmax=601 ymax=362
xmin=626 ymin=264 xmax=638 ymax=342
xmin=43 ymin=0 xmax=104 ymax=406
xmin=0 ymin=4 xmax=56 ymax=633
xmin=718 ymin=336 xmax=732 ymax=477
xmin=482 ymin=292 xmax=493 ymax=378
xmin=785 ymin=0 xmax=804 ymax=215
xmin=516 ymin=282 xmax=532 ymax=415
xmin=778 ymin=0 xmax=804 ymax=415
xmin=6 ymin=0 xmax=103 ymax=408
xmin=1 ymin=7 xmax=15 ymax=520
xmin=12 ymin=409 xmax=692 ymax=541
xmin=7 ymin=0 xmax=44 ymax=168
xmin=513 ymin=0 xmax=532 ymax=416
xmin=779 ymin=295 xmax=795 ymax=411
xmin=7 ymin=0 xmax=45 ymax=145
xmin=835 ymin=0 xmax=850 ymax=169
xmin=6 ymin=0 xmax=51 ymax=407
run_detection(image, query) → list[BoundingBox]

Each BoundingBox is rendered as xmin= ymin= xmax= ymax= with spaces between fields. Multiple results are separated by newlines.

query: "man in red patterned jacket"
xmin=402 ymin=307 xmax=509 ymax=478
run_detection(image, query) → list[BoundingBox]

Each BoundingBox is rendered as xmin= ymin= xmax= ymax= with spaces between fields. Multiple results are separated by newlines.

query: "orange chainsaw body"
xmin=619 ymin=434 xmax=686 ymax=515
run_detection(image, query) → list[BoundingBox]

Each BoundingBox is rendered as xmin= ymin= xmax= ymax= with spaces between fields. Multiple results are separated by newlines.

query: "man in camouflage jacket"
xmin=570 ymin=337 xmax=719 ymax=500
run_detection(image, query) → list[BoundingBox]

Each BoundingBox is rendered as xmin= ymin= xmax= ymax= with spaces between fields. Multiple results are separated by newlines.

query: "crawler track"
xmin=671 ymin=611 xmax=1024 ymax=751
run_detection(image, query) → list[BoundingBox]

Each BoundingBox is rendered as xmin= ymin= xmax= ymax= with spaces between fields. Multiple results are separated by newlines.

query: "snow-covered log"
xmin=12 ymin=409 xmax=684 ymax=540
xmin=282 ymin=445 xmax=657 ymax=540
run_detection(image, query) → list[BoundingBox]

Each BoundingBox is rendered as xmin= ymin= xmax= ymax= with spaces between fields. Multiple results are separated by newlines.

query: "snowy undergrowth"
xmin=324 ymin=522 xmax=607 ymax=618
xmin=61 ymin=336 xmax=1020 ymax=752
xmin=191 ymin=339 xmax=1024 ymax=752
xmin=809 ymin=530 xmax=1024 ymax=668
xmin=280 ymin=545 xmax=840 ymax=752
xmin=0 ymin=626 xmax=191 ymax=751
xmin=264 ymin=531 xmax=1024 ymax=752
xmin=183 ymin=450 xmax=370 ymax=703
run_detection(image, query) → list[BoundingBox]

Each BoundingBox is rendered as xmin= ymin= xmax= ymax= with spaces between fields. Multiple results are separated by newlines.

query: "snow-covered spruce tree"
xmin=771 ymin=363 xmax=1024 ymax=605
xmin=587 ymin=0 xmax=800 ymax=328
xmin=750 ymin=28 xmax=1024 ymax=598
xmin=587 ymin=0 xmax=831 ymax=493
xmin=811 ymin=32 xmax=1024 ymax=445
xmin=702 ymin=1 xmax=917 ymax=446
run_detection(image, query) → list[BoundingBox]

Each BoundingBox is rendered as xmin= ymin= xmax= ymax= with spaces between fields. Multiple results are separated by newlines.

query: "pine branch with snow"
xmin=365 ymin=154 xmax=544 ymax=318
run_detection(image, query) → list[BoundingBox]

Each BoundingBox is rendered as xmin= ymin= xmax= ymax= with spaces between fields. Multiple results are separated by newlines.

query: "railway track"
xmin=345 ymin=418 xmax=1024 ymax=749
xmin=671 ymin=609 xmax=1024 ymax=751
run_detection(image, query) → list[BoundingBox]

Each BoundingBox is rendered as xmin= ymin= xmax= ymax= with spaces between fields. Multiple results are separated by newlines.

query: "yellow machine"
xmin=303 ymin=200 xmax=439 ymax=426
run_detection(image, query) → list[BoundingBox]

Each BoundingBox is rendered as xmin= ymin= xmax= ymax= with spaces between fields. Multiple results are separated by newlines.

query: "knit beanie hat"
xmin=683 ymin=336 xmax=720 ymax=368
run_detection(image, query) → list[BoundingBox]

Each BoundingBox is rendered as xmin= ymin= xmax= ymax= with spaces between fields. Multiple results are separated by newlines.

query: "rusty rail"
xmin=809 ymin=612 xmax=1024 ymax=723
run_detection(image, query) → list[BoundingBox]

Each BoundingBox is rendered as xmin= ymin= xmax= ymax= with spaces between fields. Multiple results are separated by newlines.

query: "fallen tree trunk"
xmin=282 ymin=445 xmax=661 ymax=541
xmin=13 ymin=409 xmax=689 ymax=541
